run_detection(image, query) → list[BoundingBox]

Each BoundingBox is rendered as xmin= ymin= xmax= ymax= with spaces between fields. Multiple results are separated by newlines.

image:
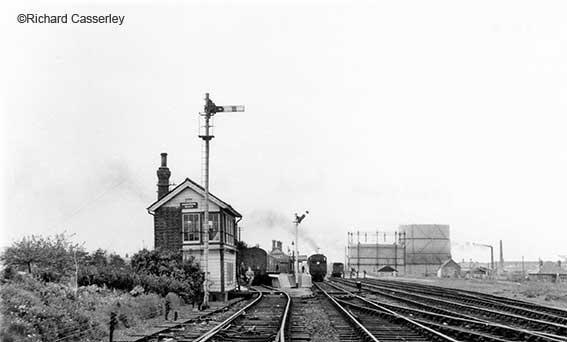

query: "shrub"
xmin=78 ymin=264 xmax=135 ymax=291
xmin=0 ymin=277 xmax=105 ymax=341
xmin=130 ymin=248 xmax=203 ymax=301
xmin=0 ymin=233 xmax=82 ymax=282
xmin=0 ymin=277 xmax=165 ymax=342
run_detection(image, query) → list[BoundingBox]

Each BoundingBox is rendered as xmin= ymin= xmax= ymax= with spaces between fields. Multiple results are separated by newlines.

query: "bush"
xmin=0 ymin=277 xmax=165 ymax=342
xmin=130 ymin=248 xmax=203 ymax=302
xmin=0 ymin=233 xmax=81 ymax=283
xmin=0 ymin=277 xmax=105 ymax=341
xmin=129 ymin=285 xmax=144 ymax=297
xmin=0 ymin=240 xmax=205 ymax=341
xmin=78 ymin=264 xmax=135 ymax=291
xmin=76 ymin=248 xmax=203 ymax=302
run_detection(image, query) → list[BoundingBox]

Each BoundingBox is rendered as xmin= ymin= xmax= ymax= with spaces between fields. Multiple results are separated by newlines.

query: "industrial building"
xmin=147 ymin=153 xmax=242 ymax=300
xmin=346 ymin=231 xmax=404 ymax=276
xmin=400 ymin=224 xmax=451 ymax=276
xmin=347 ymin=224 xmax=452 ymax=277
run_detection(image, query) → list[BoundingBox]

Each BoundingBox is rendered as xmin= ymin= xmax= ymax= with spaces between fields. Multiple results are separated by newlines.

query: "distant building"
xmin=538 ymin=261 xmax=566 ymax=274
xmin=464 ymin=266 xmax=490 ymax=279
xmin=400 ymin=224 xmax=451 ymax=277
xmin=147 ymin=153 xmax=242 ymax=300
xmin=528 ymin=261 xmax=567 ymax=282
xmin=377 ymin=265 xmax=397 ymax=277
xmin=346 ymin=225 xmax=452 ymax=277
xmin=437 ymin=258 xmax=461 ymax=278
xmin=268 ymin=240 xmax=292 ymax=273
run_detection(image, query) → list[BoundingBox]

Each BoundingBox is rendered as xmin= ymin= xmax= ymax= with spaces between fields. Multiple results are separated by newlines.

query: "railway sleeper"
xmin=364 ymin=279 xmax=567 ymax=319
xmin=366 ymin=299 xmax=553 ymax=342
xmin=335 ymin=298 xmax=548 ymax=342
xmin=357 ymin=279 xmax=567 ymax=325
xmin=341 ymin=280 xmax=567 ymax=336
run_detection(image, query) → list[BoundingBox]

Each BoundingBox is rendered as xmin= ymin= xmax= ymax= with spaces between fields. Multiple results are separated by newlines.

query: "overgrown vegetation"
xmin=0 ymin=233 xmax=203 ymax=341
xmin=1 ymin=233 xmax=82 ymax=282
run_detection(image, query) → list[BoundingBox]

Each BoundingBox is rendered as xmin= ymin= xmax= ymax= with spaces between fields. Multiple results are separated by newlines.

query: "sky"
xmin=1 ymin=0 xmax=566 ymax=266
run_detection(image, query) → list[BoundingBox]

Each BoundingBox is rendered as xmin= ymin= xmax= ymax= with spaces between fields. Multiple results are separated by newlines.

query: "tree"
xmin=86 ymin=248 xmax=108 ymax=267
xmin=235 ymin=240 xmax=248 ymax=251
xmin=109 ymin=253 xmax=126 ymax=268
xmin=0 ymin=233 xmax=82 ymax=281
xmin=131 ymin=248 xmax=182 ymax=276
xmin=130 ymin=248 xmax=203 ymax=300
xmin=1 ymin=235 xmax=44 ymax=273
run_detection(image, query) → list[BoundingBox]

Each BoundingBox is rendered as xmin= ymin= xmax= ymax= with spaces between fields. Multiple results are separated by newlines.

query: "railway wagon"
xmin=239 ymin=247 xmax=270 ymax=285
xmin=331 ymin=262 xmax=344 ymax=277
xmin=308 ymin=254 xmax=327 ymax=282
xmin=238 ymin=246 xmax=292 ymax=285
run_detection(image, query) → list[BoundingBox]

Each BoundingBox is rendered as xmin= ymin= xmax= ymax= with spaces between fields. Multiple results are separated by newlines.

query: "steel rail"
xmin=362 ymin=278 xmax=567 ymax=322
xmin=340 ymin=278 xmax=567 ymax=334
xmin=323 ymin=282 xmax=460 ymax=342
xmin=364 ymin=278 xmax=567 ymax=317
xmin=261 ymin=285 xmax=292 ymax=342
xmin=193 ymin=288 xmax=264 ymax=342
xmin=330 ymin=280 xmax=566 ymax=342
xmin=313 ymin=282 xmax=380 ymax=342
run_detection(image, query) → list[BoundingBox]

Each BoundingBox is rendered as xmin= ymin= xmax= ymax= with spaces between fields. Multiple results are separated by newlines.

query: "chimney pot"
xmin=161 ymin=153 xmax=168 ymax=167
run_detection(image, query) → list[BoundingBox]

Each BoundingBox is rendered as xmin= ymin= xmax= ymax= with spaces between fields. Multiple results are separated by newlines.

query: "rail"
xmin=323 ymin=281 xmax=460 ymax=342
xmin=313 ymin=282 xmax=380 ymax=342
xmin=338 ymin=278 xmax=567 ymax=338
xmin=194 ymin=286 xmax=291 ymax=342
xmin=193 ymin=288 xmax=264 ymax=342
xmin=262 ymin=285 xmax=291 ymax=342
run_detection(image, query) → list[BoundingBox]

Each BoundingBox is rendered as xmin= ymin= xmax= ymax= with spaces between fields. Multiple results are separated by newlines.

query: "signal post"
xmin=199 ymin=93 xmax=244 ymax=306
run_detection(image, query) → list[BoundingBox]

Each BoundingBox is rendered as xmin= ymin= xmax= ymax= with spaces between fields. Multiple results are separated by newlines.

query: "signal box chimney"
xmin=156 ymin=153 xmax=171 ymax=200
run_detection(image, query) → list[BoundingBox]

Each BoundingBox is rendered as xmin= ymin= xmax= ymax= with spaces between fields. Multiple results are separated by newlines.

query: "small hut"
xmin=437 ymin=259 xmax=461 ymax=278
xmin=377 ymin=265 xmax=397 ymax=277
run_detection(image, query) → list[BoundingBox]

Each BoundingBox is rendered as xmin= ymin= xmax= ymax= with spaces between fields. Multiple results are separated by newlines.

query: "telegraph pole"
xmin=199 ymin=93 xmax=244 ymax=307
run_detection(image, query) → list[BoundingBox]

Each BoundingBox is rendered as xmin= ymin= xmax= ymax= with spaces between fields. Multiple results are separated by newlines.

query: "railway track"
xmin=362 ymin=278 xmax=567 ymax=324
xmin=286 ymin=290 xmax=363 ymax=342
xmin=118 ymin=278 xmax=566 ymax=342
xmin=315 ymin=281 xmax=460 ymax=342
xmin=128 ymin=287 xmax=289 ymax=342
xmin=197 ymin=287 xmax=289 ymax=342
xmin=342 ymin=278 xmax=567 ymax=337
xmin=331 ymin=278 xmax=567 ymax=342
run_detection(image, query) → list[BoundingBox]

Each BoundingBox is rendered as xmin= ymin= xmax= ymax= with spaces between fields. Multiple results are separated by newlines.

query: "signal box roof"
xmin=147 ymin=177 xmax=241 ymax=218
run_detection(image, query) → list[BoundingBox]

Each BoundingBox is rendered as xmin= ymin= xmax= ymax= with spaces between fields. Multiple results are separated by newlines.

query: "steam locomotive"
xmin=238 ymin=244 xmax=328 ymax=284
xmin=307 ymin=254 xmax=327 ymax=282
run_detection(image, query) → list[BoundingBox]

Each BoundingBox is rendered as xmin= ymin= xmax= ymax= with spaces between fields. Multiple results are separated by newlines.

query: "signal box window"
xmin=209 ymin=213 xmax=220 ymax=241
xmin=182 ymin=214 xmax=200 ymax=242
xmin=224 ymin=216 xmax=235 ymax=245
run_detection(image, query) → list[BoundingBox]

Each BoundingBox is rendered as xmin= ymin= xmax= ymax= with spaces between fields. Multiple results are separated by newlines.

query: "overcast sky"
xmin=1 ymin=1 xmax=566 ymax=265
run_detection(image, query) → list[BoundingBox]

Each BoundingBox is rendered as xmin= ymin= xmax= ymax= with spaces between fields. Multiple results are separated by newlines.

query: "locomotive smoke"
xmin=248 ymin=209 xmax=320 ymax=252
xmin=100 ymin=158 xmax=150 ymax=203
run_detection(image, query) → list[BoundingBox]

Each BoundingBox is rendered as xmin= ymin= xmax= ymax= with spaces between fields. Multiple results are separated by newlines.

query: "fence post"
xmin=164 ymin=300 xmax=171 ymax=320
xmin=109 ymin=312 xmax=117 ymax=342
